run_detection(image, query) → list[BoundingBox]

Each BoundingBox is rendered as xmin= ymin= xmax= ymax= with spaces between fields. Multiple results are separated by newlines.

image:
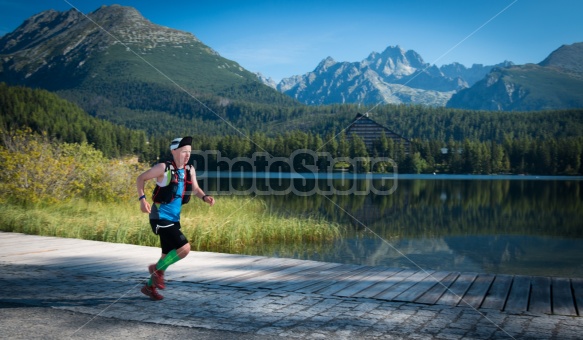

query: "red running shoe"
xmin=141 ymin=284 xmax=163 ymax=301
xmin=148 ymin=264 xmax=165 ymax=289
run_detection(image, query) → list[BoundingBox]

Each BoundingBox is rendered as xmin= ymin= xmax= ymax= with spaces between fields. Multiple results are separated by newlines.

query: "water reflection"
xmin=201 ymin=176 xmax=583 ymax=278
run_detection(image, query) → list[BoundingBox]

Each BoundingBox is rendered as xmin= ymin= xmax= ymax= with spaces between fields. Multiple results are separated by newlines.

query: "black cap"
xmin=169 ymin=136 xmax=192 ymax=150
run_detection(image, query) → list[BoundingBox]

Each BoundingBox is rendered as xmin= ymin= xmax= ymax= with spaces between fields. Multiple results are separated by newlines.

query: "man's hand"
xmin=140 ymin=199 xmax=151 ymax=213
xmin=203 ymin=195 xmax=215 ymax=207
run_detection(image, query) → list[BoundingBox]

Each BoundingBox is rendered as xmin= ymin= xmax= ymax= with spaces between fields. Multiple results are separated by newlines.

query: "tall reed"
xmin=0 ymin=196 xmax=341 ymax=254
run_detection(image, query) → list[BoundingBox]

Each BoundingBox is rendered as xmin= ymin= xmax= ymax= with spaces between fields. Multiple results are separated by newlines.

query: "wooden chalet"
xmin=345 ymin=113 xmax=411 ymax=155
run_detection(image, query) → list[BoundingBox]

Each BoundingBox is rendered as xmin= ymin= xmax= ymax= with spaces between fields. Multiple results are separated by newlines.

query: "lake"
xmin=199 ymin=173 xmax=583 ymax=278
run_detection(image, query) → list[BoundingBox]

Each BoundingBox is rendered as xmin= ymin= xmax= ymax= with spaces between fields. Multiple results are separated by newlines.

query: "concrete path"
xmin=1 ymin=232 xmax=581 ymax=339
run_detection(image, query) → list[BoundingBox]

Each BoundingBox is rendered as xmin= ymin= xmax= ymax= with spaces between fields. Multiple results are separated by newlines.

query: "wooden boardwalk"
xmin=1 ymin=232 xmax=581 ymax=317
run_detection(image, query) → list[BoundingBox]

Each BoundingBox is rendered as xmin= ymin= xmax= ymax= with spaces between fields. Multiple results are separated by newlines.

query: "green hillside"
xmin=65 ymin=42 xmax=297 ymax=104
xmin=503 ymin=65 xmax=583 ymax=110
xmin=0 ymin=83 xmax=150 ymax=159
xmin=0 ymin=5 xmax=299 ymax=139
xmin=34 ymin=41 xmax=301 ymax=137
xmin=447 ymin=63 xmax=583 ymax=111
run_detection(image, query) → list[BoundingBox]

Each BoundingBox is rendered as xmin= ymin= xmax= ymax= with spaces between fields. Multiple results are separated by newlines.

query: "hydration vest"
xmin=151 ymin=161 xmax=193 ymax=205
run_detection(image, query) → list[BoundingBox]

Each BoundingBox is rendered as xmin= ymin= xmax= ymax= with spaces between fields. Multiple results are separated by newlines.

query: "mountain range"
xmin=263 ymin=46 xmax=513 ymax=106
xmin=1 ymin=4 xmax=582 ymax=121
xmin=262 ymin=42 xmax=583 ymax=111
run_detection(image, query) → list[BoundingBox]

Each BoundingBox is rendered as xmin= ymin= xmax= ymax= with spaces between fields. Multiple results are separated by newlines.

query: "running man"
xmin=136 ymin=136 xmax=215 ymax=300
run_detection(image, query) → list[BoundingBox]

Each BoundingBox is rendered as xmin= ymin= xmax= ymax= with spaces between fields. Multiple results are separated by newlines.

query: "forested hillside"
xmin=185 ymin=130 xmax=583 ymax=175
xmin=0 ymin=83 xmax=151 ymax=159
xmin=1 ymin=83 xmax=582 ymax=175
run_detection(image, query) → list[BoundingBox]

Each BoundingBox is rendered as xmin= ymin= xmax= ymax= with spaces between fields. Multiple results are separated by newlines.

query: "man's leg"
xmin=156 ymin=242 xmax=191 ymax=270
xmin=148 ymin=227 xmax=190 ymax=289
xmin=148 ymin=242 xmax=190 ymax=287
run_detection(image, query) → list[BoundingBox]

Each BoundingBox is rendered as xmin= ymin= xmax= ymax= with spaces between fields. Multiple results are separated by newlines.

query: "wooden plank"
xmin=258 ymin=262 xmax=345 ymax=290
xmin=0 ymin=232 xmax=24 ymax=238
xmin=336 ymin=267 xmax=403 ymax=298
xmin=393 ymin=271 xmax=451 ymax=303
xmin=480 ymin=274 xmax=513 ymax=310
xmin=227 ymin=259 xmax=307 ymax=287
xmin=316 ymin=266 xmax=387 ymax=296
xmin=223 ymin=260 xmax=302 ymax=286
xmin=275 ymin=264 xmax=362 ymax=292
xmin=47 ymin=254 xmax=128 ymax=267
xmin=9 ymin=238 xmax=112 ymax=251
xmin=0 ymin=247 xmax=59 ymax=258
xmin=375 ymin=270 xmax=434 ymax=301
xmin=235 ymin=261 xmax=330 ymax=289
xmin=356 ymin=269 xmax=416 ymax=299
xmin=64 ymin=258 xmax=137 ymax=272
xmin=179 ymin=252 xmax=266 ymax=268
xmin=3 ymin=244 xmax=124 ymax=266
xmin=192 ymin=257 xmax=277 ymax=283
xmin=3 ymin=241 xmax=112 ymax=256
xmin=552 ymin=277 xmax=577 ymax=316
xmin=249 ymin=262 xmax=337 ymax=289
xmin=457 ymin=273 xmax=495 ymax=309
xmin=504 ymin=276 xmax=531 ymax=313
xmin=175 ymin=255 xmax=292 ymax=283
xmin=415 ymin=272 xmax=459 ymax=305
xmin=437 ymin=272 xmax=478 ymax=306
xmin=569 ymin=278 xmax=583 ymax=317
xmin=0 ymin=238 xmax=73 ymax=249
xmin=177 ymin=253 xmax=266 ymax=271
xmin=200 ymin=257 xmax=291 ymax=285
xmin=0 ymin=234 xmax=62 ymax=244
xmin=295 ymin=266 xmax=375 ymax=294
xmin=529 ymin=276 xmax=551 ymax=314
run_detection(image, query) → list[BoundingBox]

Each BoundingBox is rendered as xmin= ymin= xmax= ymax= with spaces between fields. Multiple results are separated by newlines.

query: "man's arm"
xmin=190 ymin=167 xmax=215 ymax=206
xmin=137 ymin=163 xmax=166 ymax=213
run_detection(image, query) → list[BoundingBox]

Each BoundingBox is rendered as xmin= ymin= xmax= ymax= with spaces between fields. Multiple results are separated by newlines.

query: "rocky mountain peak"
xmin=363 ymin=45 xmax=424 ymax=78
xmin=90 ymin=5 xmax=199 ymax=45
xmin=0 ymin=9 xmax=82 ymax=53
xmin=91 ymin=4 xmax=144 ymax=21
xmin=379 ymin=45 xmax=406 ymax=58
xmin=88 ymin=5 xmax=146 ymax=31
xmin=273 ymin=43 xmax=512 ymax=106
xmin=0 ymin=5 xmax=207 ymax=84
xmin=0 ymin=5 xmax=200 ymax=54
xmin=314 ymin=57 xmax=337 ymax=72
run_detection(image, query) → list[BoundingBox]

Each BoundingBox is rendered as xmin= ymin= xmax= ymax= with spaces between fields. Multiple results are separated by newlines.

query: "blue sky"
xmin=1 ymin=0 xmax=582 ymax=82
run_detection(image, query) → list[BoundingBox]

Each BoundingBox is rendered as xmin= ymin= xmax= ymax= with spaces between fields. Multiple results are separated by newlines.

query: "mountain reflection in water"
xmin=201 ymin=175 xmax=583 ymax=278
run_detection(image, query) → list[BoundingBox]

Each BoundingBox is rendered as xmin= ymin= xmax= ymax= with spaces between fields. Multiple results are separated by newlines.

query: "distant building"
xmin=345 ymin=113 xmax=411 ymax=155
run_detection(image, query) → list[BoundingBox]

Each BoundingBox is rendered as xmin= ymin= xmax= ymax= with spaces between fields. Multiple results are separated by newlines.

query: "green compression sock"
xmin=156 ymin=249 xmax=182 ymax=272
xmin=147 ymin=249 xmax=182 ymax=286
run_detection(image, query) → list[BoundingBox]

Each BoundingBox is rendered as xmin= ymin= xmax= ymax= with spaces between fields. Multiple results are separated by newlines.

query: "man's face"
xmin=173 ymin=145 xmax=191 ymax=165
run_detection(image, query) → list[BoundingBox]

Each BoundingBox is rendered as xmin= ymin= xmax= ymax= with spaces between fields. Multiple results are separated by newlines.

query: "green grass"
xmin=0 ymin=196 xmax=342 ymax=255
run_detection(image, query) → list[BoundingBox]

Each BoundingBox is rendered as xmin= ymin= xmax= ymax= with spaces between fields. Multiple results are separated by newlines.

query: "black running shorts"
xmin=149 ymin=219 xmax=189 ymax=254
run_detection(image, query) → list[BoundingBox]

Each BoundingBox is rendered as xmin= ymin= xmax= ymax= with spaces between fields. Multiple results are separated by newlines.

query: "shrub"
xmin=0 ymin=129 xmax=149 ymax=204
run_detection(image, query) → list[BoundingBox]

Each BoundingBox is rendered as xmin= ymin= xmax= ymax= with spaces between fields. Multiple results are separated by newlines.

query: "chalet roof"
xmin=347 ymin=113 xmax=410 ymax=142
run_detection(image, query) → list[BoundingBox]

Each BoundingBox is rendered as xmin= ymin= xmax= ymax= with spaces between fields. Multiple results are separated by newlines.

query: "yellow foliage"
xmin=0 ymin=129 xmax=149 ymax=204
